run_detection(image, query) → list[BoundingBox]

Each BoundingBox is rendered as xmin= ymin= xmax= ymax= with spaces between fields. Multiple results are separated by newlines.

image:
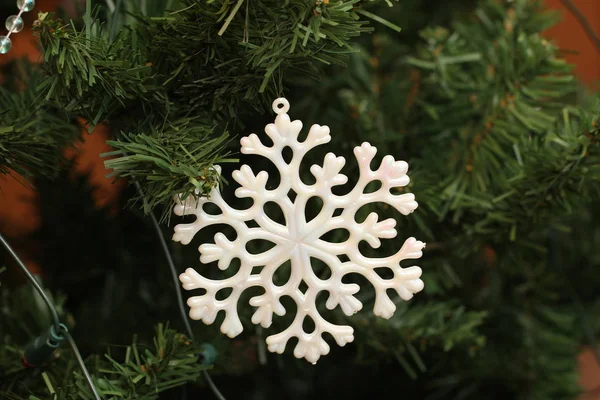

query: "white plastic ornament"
xmin=174 ymin=98 xmax=425 ymax=364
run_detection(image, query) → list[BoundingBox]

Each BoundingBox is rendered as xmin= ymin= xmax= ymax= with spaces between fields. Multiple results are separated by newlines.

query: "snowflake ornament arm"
xmin=173 ymin=98 xmax=425 ymax=364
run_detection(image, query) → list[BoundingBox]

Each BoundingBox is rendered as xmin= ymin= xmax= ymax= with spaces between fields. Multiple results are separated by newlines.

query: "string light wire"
xmin=0 ymin=202 xmax=226 ymax=400
xmin=0 ymin=232 xmax=102 ymax=400
xmin=133 ymin=179 xmax=227 ymax=400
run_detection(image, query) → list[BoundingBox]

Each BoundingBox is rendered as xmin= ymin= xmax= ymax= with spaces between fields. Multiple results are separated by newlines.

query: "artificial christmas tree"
xmin=0 ymin=0 xmax=599 ymax=399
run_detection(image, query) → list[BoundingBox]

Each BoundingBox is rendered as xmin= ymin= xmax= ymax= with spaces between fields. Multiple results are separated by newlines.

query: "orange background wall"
xmin=545 ymin=0 xmax=600 ymax=86
xmin=0 ymin=0 xmax=599 ymax=397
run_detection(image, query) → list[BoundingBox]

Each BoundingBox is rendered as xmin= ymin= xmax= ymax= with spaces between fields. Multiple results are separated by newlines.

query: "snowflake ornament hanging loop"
xmin=272 ymin=97 xmax=290 ymax=114
xmin=174 ymin=98 xmax=425 ymax=364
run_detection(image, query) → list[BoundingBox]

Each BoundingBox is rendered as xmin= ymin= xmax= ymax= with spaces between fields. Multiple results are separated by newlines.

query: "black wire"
xmin=560 ymin=0 xmax=600 ymax=54
xmin=202 ymin=369 xmax=226 ymax=400
xmin=146 ymin=199 xmax=195 ymax=340
xmin=0 ymin=232 xmax=102 ymax=400
xmin=133 ymin=181 xmax=226 ymax=400
xmin=64 ymin=330 xmax=103 ymax=400
xmin=0 ymin=232 xmax=61 ymax=333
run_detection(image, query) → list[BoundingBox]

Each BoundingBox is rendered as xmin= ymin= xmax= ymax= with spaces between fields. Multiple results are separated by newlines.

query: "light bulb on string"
xmin=17 ymin=0 xmax=35 ymax=12
xmin=1 ymin=0 xmax=36 ymax=55
xmin=6 ymin=15 xmax=24 ymax=33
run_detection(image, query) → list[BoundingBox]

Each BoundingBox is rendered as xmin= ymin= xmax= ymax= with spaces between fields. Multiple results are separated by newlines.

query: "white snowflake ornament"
xmin=173 ymin=98 xmax=425 ymax=364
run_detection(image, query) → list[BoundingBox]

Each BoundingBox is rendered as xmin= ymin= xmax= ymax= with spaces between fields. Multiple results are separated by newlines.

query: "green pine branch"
xmin=402 ymin=0 xmax=594 ymax=245
xmin=1 ymin=323 xmax=209 ymax=400
xmin=0 ymin=71 xmax=79 ymax=180
xmin=104 ymin=120 xmax=234 ymax=213
xmin=34 ymin=12 xmax=153 ymax=129
xmin=33 ymin=1 xmax=399 ymax=127
xmin=29 ymin=1 xmax=400 ymax=212
xmin=352 ymin=301 xmax=487 ymax=379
